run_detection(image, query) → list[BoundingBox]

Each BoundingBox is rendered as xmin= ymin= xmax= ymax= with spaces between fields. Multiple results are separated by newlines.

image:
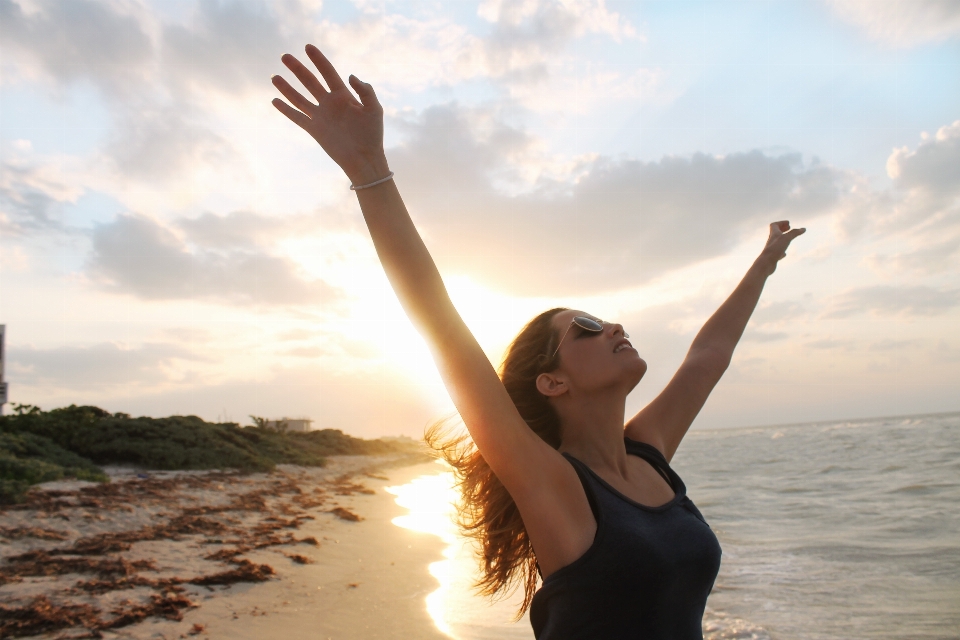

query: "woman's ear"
xmin=536 ymin=372 xmax=566 ymax=398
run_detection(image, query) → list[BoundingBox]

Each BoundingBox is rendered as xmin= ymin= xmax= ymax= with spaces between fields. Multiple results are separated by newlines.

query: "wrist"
xmin=345 ymin=154 xmax=390 ymax=186
xmin=752 ymin=251 xmax=779 ymax=277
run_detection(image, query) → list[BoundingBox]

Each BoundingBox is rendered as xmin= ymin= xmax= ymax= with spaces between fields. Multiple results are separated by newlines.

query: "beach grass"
xmin=0 ymin=404 xmax=421 ymax=504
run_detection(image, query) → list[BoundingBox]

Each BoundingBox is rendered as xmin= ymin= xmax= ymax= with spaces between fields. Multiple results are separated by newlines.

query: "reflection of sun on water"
xmin=386 ymin=466 xmax=533 ymax=640
xmin=386 ymin=469 xmax=460 ymax=637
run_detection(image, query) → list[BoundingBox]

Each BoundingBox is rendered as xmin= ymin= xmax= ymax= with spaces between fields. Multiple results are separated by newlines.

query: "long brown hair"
xmin=424 ymin=307 xmax=568 ymax=618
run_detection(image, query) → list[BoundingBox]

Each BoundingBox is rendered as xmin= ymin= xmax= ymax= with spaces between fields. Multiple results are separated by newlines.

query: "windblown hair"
xmin=424 ymin=307 xmax=568 ymax=619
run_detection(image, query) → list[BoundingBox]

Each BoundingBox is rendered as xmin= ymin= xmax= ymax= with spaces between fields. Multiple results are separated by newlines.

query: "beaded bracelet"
xmin=350 ymin=172 xmax=395 ymax=191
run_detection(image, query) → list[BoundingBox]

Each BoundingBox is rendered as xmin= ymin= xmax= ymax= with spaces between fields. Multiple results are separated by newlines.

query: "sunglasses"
xmin=548 ymin=316 xmax=630 ymax=361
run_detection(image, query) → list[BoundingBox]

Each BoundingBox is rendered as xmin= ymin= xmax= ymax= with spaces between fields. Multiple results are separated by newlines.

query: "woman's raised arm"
xmin=625 ymin=221 xmax=806 ymax=460
xmin=270 ymin=46 xmax=562 ymax=493
xmin=272 ymin=47 xmax=449 ymax=339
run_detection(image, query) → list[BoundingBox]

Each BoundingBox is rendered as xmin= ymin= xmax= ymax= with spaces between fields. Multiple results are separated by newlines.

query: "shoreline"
xmin=0 ymin=454 xmax=451 ymax=640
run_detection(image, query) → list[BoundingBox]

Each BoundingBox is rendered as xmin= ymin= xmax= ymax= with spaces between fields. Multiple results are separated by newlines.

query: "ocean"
xmin=387 ymin=412 xmax=960 ymax=639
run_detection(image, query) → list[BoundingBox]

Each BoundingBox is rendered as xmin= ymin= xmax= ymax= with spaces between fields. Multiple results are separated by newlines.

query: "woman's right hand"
xmin=757 ymin=220 xmax=806 ymax=275
xmin=271 ymin=45 xmax=390 ymax=185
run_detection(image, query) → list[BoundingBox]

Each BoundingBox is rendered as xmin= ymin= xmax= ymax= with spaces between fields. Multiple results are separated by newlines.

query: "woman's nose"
xmin=609 ymin=322 xmax=628 ymax=339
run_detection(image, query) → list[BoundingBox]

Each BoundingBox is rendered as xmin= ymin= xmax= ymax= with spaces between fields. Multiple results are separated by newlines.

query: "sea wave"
xmin=703 ymin=608 xmax=772 ymax=640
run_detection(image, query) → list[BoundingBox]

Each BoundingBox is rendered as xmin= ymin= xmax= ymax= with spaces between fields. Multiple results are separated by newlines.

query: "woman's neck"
xmin=556 ymin=391 xmax=629 ymax=474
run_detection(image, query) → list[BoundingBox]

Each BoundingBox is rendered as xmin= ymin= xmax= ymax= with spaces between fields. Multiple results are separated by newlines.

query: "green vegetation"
xmin=0 ymin=429 xmax=109 ymax=505
xmin=0 ymin=404 xmax=420 ymax=504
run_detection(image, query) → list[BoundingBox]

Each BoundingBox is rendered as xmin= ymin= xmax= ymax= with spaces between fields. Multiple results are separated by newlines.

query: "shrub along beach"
xmin=0 ymin=405 xmax=418 ymax=504
xmin=0 ymin=405 xmax=447 ymax=639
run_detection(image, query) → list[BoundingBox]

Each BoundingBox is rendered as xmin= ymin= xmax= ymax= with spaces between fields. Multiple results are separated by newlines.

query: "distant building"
xmin=264 ymin=417 xmax=313 ymax=432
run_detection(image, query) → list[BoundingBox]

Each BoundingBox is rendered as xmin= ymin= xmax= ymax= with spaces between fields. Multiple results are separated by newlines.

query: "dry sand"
xmin=0 ymin=454 xmax=451 ymax=640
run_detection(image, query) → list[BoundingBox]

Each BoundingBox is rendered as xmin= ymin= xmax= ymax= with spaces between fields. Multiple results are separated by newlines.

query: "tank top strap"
xmin=561 ymin=452 xmax=603 ymax=525
xmin=624 ymin=436 xmax=683 ymax=495
xmin=535 ymin=453 xmax=603 ymax=580
xmin=623 ymin=436 xmax=666 ymax=461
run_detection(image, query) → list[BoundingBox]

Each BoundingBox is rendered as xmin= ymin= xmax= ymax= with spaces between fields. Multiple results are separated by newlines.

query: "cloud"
xmin=751 ymin=300 xmax=808 ymax=326
xmin=854 ymin=121 xmax=960 ymax=275
xmin=174 ymin=209 xmax=322 ymax=249
xmin=0 ymin=172 xmax=63 ymax=234
xmin=803 ymin=337 xmax=857 ymax=350
xmin=0 ymin=0 xmax=153 ymax=93
xmin=86 ymin=213 xmax=343 ymax=307
xmin=309 ymin=0 xmax=651 ymax=114
xmin=183 ymin=365 xmax=444 ymax=438
xmin=887 ymin=120 xmax=960 ymax=212
xmin=823 ymin=285 xmax=960 ymax=318
xmin=161 ymin=0 xmax=289 ymax=95
xmin=0 ymin=159 xmax=84 ymax=235
xmin=388 ymin=104 xmax=846 ymax=296
xmin=9 ymin=342 xmax=204 ymax=389
xmin=743 ymin=330 xmax=790 ymax=343
xmin=824 ymin=0 xmax=960 ymax=47
xmin=105 ymin=107 xmax=233 ymax=180
xmin=475 ymin=0 xmax=636 ymax=81
xmin=869 ymin=338 xmax=922 ymax=351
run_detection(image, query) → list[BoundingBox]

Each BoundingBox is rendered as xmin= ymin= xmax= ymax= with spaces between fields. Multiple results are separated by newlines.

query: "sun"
xmin=346 ymin=272 xmax=539 ymax=404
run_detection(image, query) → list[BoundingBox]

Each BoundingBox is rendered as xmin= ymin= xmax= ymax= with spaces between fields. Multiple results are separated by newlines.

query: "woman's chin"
xmin=621 ymin=357 xmax=647 ymax=391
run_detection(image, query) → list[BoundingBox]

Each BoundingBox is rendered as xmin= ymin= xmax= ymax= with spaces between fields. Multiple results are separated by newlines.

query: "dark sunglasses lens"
xmin=573 ymin=317 xmax=604 ymax=332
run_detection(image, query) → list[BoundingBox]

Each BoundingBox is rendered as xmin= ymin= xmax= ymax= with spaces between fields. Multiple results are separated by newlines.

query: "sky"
xmin=1 ymin=0 xmax=958 ymax=438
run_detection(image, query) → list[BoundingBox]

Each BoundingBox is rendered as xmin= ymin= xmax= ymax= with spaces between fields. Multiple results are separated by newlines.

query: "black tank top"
xmin=529 ymin=437 xmax=722 ymax=639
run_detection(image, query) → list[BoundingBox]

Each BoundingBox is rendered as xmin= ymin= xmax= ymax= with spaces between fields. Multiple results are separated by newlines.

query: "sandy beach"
xmin=0 ymin=454 xmax=451 ymax=640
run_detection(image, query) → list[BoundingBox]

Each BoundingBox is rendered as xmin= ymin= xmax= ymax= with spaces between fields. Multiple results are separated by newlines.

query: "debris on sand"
xmin=203 ymin=547 xmax=250 ymax=563
xmin=0 ymin=526 xmax=69 ymax=541
xmin=284 ymin=553 xmax=314 ymax=564
xmin=188 ymin=559 xmax=275 ymax=586
xmin=70 ymin=575 xmax=174 ymax=595
xmin=0 ymin=460 xmax=389 ymax=638
xmin=0 ymin=592 xmax=198 ymax=638
xmin=101 ymin=593 xmax=197 ymax=628
xmin=0 ymin=552 xmax=157 ymax=584
xmin=0 ymin=595 xmax=100 ymax=638
xmin=331 ymin=475 xmax=376 ymax=496
xmin=328 ymin=507 xmax=363 ymax=522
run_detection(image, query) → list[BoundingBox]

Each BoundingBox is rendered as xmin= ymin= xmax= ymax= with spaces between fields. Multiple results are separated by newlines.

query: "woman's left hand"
xmin=759 ymin=220 xmax=806 ymax=274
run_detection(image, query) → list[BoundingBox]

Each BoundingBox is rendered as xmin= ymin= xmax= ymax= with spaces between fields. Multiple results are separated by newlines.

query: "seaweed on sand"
xmin=188 ymin=559 xmax=275 ymax=586
xmin=0 ymin=596 xmax=101 ymax=638
xmin=0 ymin=552 xmax=157 ymax=585
xmin=0 ymin=592 xmax=198 ymax=638
xmin=0 ymin=451 xmax=383 ymax=637
xmin=0 ymin=525 xmax=69 ymax=540
xmin=329 ymin=507 xmax=364 ymax=522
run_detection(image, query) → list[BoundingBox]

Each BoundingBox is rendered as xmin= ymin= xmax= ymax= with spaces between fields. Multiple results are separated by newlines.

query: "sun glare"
xmin=386 ymin=468 xmax=460 ymax=637
xmin=387 ymin=467 xmax=533 ymax=639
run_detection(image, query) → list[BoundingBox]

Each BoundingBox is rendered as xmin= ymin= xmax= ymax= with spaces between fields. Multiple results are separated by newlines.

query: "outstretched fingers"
xmin=305 ymin=45 xmax=348 ymax=93
xmin=272 ymin=97 xmax=311 ymax=131
xmin=272 ymin=74 xmax=316 ymax=115
xmin=281 ymin=53 xmax=330 ymax=102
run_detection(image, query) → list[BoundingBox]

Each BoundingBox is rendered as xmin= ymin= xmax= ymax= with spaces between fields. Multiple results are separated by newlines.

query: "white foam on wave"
xmin=703 ymin=608 xmax=772 ymax=640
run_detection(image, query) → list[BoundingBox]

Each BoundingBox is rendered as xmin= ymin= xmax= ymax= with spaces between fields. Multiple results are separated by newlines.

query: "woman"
xmin=271 ymin=45 xmax=805 ymax=639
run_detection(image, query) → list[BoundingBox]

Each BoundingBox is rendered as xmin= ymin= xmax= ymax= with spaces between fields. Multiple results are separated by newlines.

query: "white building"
xmin=264 ymin=417 xmax=314 ymax=432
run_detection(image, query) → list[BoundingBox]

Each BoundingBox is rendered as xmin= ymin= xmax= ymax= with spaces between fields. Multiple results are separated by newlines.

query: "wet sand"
xmin=0 ymin=455 xmax=450 ymax=640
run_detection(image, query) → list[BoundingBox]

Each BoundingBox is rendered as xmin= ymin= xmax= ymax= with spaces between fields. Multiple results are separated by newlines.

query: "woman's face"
xmin=548 ymin=309 xmax=647 ymax=396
